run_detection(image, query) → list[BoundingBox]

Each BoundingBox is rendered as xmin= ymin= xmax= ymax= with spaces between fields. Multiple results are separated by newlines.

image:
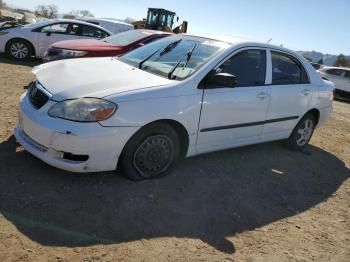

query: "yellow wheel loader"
xmin=132 ymin=8 xmax=188 ymax=34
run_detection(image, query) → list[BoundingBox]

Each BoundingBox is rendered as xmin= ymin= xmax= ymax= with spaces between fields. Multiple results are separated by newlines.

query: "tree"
xmin=35 ymin=4 xmax=58 ymax=18
xmin=317 ymin=58 xmax=323 ymax=65
xmin=124 ymin=17 xmax=136 ymax=24
xmin=303 ymin=56 xmax=313 ymax=62
xmin=79 ymin=10 xmax=94 ymax=17
xmin=63 ymin=14 xmax=75 ymax=19
xmin=67 ymin=9 xmax=94 ymax=18
xmin=333 ymin=54 xmax=350 ymax=67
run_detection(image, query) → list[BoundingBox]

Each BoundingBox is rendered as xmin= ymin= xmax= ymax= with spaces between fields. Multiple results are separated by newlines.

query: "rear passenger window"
xmin=81 ymin=25 xmax=109 ymax=38
xmin=271 ymin=52 xmax=309 ymax=85
xmin=219 ymin=49 xmax=266 ymax=86
xmin=66 ymin=24 xmax=80 ymax=35
xmin=345 ymin=70 xmax=350 ymax=78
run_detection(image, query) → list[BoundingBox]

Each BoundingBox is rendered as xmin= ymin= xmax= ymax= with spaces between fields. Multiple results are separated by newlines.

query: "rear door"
xmin=197 ymin=48 xmax=270 ymax=153
xmin=261 ymin=50 xmax=313 ymax=140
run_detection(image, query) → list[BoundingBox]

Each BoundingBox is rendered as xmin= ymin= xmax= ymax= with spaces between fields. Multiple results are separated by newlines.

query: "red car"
xmin=43 ymin=29 xmax=172 ymax=62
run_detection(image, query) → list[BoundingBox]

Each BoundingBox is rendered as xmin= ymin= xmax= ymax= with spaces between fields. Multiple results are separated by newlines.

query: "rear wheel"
xmin=6 ymin=39 xmax=32 ymax=60
xmin=287 ymin=113 xmax=315 ymax=149
xmin=118 ymin=123 xmax=181 ymax=181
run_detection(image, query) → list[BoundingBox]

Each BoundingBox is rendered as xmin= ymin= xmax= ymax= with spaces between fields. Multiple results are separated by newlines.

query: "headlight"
xmin=48 ymin=98 xmax=117 ymax=122
xmin=59 ymin=49 xmax=88 ymax=58
xmin=0 ymin=32 xmax=9 ymax=36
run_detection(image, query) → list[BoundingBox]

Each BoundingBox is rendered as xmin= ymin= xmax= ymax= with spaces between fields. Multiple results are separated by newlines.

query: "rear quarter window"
xmin=81 ymin=25 xmax=109 ymax=38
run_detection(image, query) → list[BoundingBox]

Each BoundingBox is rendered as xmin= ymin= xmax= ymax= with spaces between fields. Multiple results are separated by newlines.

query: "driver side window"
xmin=218 ymin=49 xmax=266 ymax=87
xmin=41 ymin=23 xmax=69 ymax=34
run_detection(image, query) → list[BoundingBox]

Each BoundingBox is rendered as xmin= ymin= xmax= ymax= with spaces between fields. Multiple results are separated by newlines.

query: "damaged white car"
xmin=15 ymin=34 xmax=334 ymax=180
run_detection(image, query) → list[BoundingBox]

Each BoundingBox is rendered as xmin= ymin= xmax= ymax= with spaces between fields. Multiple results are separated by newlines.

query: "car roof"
xmin=26 ymin=18 xmax=113 ymax=34
xmin=185 ymin=33 xmax=303 ymax=57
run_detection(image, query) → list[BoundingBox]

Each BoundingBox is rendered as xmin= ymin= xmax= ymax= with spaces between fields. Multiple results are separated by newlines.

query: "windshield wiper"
xmin=168 ymin=43 xmax=197 ymax=80
xmin=138 ymin=39 xmax=182 ymax=69
xmin=159 ymin=39 xmax=182 ymax=56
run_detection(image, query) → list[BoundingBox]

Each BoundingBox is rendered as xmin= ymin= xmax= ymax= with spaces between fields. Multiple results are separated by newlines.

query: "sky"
xmin=5 ymin=0 xmax=350 ymax=55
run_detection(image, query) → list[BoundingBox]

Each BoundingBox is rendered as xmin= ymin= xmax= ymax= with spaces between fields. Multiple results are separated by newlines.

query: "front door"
xmin=36 ymin=23 xmax=83 ymax=57
xmin=197 ymin=48 xmax=270 ymax=153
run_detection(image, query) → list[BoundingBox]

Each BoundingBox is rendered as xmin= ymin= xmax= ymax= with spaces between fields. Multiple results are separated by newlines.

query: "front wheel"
xmin=287 ymin=113 xmax=316 ymax=149
xmin=118 ymin=123 xmax=181 ymax=181
xmin=6 ymin=39 xmax=32 ymax=60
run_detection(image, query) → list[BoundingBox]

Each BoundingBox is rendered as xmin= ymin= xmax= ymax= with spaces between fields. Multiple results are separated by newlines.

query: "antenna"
xmin=267 ymin=38 xmax=272 ymax=43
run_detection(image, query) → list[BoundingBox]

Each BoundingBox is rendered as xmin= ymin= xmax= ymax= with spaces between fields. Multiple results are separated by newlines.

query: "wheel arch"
xmin=146 ymin=119 xmax=189 ymax=158
xmin=305 ymin=108 xmax=320 ymax=126
xmin=123 ymin=119 xmax=190 ymax=159
xmin=5 ymin=37 xmax=36 ymax=57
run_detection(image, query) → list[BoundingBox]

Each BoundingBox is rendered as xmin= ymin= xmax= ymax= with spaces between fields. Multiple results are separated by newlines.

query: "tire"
xmin=6 ymin=39 xmax=32 ymax=60
xmin=118 ymin=123 xmax=181 ymax=181
xmin=287 ymin=113 xmax=316 ymax=150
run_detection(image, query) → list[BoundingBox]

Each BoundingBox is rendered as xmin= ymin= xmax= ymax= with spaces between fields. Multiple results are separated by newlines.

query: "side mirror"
xmin=205 ymin=72 xmax=237 ymax=88
xmin=45 ymin=28 xmax=55 ymax=36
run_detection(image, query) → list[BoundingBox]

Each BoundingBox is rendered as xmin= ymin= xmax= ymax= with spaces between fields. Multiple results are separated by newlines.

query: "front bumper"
xmin=15 ymin=92 xmax=139 ymax=173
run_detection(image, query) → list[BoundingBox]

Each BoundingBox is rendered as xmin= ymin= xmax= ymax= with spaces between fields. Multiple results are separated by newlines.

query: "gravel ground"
xmin=0 ymin=55 xmax=349 ymax=262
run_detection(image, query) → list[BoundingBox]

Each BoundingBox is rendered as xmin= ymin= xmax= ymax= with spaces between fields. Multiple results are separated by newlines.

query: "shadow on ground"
xmin=0 ymin=136 xmax=349 ymax=253
xmin=0 ymin=54 xmax=42 ymax=67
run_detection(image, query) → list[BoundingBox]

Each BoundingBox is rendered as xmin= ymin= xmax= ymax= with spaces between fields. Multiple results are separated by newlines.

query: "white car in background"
xmin=317 ymin=67 xmax=350 ymax=96
xmin=79 ymin=18 xmax=134 ymax=34
xmin=0 ymin=19 xmax=112 ymax=60
xmin=15 ymin=34 xmax=334 ymax=180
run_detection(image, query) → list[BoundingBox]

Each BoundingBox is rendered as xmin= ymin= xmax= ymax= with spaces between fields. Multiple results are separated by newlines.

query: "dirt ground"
xmin=0 ymin=55 xmax=349 ymax=262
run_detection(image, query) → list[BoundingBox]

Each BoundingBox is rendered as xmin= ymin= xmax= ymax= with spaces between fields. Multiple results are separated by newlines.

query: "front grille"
xmin=28 ymin=82 xmax=50 ymax=109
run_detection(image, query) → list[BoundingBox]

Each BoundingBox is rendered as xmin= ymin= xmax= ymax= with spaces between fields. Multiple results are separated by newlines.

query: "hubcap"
xmin=133 ymin=135 xmax=173 ymax=178
xmin=296 ymin=119 xmax=313 ymax=146
xmin=10 ymin=42 xmax=28 ymax=59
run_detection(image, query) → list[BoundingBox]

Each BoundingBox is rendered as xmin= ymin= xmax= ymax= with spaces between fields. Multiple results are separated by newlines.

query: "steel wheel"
xmin=296 ymin=118 xmax=314 ymax=147
xmin=133 ymin=134 xmax=174 ymax=178
xmin=10 ymin=42 xmax=29 ymax=59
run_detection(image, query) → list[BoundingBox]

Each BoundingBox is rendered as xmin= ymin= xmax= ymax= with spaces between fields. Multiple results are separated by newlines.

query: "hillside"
xmin=299 ymin=51 xmax=350 ymax=66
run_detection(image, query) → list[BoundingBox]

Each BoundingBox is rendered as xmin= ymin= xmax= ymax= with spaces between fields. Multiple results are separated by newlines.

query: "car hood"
xmin=33 ymin=57 xmax=173 ymax=101
xmin=51 ymin=39 xmax=123 ymax=52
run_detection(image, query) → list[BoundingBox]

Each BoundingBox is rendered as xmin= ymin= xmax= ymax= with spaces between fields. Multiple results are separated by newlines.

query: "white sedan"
xmin=14 ymin=34 xmax=334 ymax=180
xmin=317 ymin=67 xmax=350 ymax=96
xmin=0 ymin=19 xmax=112 ymax=60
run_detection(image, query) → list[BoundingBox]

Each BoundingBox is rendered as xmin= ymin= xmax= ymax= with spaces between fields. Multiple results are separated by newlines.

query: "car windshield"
xmin=119 ymin=35 xmax=230 ymax=80
xmin=102 ymin=30 xmax=154 ymax=46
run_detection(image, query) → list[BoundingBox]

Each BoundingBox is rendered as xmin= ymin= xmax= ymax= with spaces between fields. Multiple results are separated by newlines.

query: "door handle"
xmin=301 ymin=89 xmax=311 ymax=96
xmin=256 ymin=92 xmax=269 ymax=99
